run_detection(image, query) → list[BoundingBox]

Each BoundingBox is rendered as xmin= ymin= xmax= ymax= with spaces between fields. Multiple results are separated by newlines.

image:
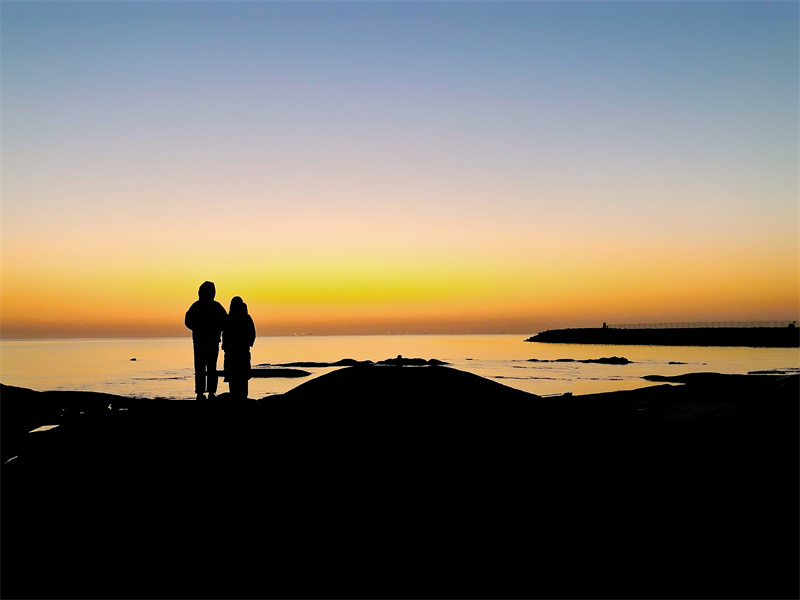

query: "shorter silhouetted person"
xmin=223 ymin=296 xmax=256 ymax=400
xmin=185 ymin=281 xmax=228 ymax=401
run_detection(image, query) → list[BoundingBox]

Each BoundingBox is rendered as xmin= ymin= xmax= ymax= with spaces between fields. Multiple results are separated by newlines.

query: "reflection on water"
xmin=29 ymin=425 xmax=59 ymax=433
xmin=1 ymin=335 xmax=798 ymax=399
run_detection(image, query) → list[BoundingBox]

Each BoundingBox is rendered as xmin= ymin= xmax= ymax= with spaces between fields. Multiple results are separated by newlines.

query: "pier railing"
xmin=608 ymin=321 xmax=797 ymax=329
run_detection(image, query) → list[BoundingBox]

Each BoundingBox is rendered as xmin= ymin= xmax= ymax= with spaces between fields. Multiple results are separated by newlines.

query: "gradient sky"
xmin=2 ymin=1 xmax=798 ymax=337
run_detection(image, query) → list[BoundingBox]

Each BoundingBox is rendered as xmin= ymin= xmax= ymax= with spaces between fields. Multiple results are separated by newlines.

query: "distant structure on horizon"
xmin=606 ymin=320 xmax=797 ymax=330
xmin=527 ymin=321 xmax=799 ymax=348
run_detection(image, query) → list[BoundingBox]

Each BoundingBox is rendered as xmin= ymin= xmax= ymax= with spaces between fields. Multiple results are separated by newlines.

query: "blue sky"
xmin=2 ymin=1 xmax=798 ymax=336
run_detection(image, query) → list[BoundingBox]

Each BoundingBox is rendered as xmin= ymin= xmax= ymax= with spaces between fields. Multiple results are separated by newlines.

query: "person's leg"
xmin=194 ymin=348 xmax=206 ymax=396
xmin=207 ymin=345 xmax=220 ymax=396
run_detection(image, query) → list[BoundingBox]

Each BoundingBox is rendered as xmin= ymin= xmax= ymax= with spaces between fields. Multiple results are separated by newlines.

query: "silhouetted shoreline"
xmin=527 ymin=326 xmax=800 ymax=347
xmin=2 ymin=366 xmax=798 ymax=599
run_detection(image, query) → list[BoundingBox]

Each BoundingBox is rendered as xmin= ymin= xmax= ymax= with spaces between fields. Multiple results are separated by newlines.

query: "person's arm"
xmin=248 ymin=317 xmax=256 ymax=347
xmin=185 ymin=304 xmax=195 ymax=331
xmin=217 ymin=304 xmax=229 ymax=338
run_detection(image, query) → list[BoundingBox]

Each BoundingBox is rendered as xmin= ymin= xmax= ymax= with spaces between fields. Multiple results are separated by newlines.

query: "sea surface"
xmin=1 ymin=335 xmax=798 ymax=400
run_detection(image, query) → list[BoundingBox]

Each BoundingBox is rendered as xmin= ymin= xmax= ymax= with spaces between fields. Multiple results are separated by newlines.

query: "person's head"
xmin=198 ymin=281 xmax=216 ymax=301
xmin=229 ymin=296 xmax=247 ymax=315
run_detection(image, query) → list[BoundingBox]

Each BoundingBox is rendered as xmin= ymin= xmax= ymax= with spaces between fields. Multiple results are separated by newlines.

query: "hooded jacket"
xmin=222 ymin=296 xmax=256 ymax=379
xmin=185 ymin=282 xmax=228 ymax=345
xmin=222 ymin=296 xmax=256 ymax=352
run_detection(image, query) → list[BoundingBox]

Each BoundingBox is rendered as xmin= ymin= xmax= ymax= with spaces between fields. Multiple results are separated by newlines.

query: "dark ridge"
xmin=259 ymin=357 xmax=449 ymax=368
xmin=527 ymin=356 xmax=632 ymax=364
xmin=249 ymin=367 xmax=311 ymax=378
xmin=258 ymin=358 xmax=374 ymax=368
xmin=526 ymin=326 xmax=800 ymax=347
xmin=748 ymin=367 xmax=800 ymax=375
xmin=376 ymin=355 xmax=449 ymax=366
xmin=280 ymin=364 xmax=530 ymax=403
xmin=215 ymin=367 xmax=311 ymax=378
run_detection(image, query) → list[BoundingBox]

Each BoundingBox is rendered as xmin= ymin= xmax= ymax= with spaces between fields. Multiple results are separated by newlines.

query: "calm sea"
xmin=1 ymin=335 xmax=798 ymax=400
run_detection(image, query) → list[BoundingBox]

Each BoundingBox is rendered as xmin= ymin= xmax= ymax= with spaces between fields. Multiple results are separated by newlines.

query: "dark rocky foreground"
xmin=1 ymin=367 xmax=798 ymax=599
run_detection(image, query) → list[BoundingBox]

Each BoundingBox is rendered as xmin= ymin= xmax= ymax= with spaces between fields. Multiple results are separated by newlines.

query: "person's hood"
xmin=198 ymin=281 xmax=216 ymax=301
xmin=229 ymin=296 xmax=248 ymax=316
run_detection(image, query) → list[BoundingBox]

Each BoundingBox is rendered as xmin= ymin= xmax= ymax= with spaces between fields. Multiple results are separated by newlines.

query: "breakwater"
xmin=527 ymin=327 xmax=800 ymax=347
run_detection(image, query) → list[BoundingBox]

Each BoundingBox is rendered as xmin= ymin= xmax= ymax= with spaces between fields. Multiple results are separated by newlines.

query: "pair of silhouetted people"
xmin=185 ymin=281 xmax=256 ymax=400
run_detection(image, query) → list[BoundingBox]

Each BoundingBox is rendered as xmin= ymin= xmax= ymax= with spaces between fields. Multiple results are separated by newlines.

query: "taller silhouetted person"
xmin=185 ymin=281 xmax=228 ymax=400
xmin=222 ymin=296 xmax=257 ymax=400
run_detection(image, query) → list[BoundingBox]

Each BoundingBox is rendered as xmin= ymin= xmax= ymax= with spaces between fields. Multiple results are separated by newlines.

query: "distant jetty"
xmin=527 ymin=326 xmax=800 ymax=347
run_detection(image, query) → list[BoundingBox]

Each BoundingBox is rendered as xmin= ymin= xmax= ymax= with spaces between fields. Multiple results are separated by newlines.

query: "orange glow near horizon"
xmin=2 ymin=219 xmax=797 ymax=338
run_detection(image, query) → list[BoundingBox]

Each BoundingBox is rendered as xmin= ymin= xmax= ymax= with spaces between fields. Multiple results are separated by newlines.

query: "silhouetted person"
xmin=223 ymin=296 xmax=256 ymax=400
xmin=185 ymin=281 xmax=228 ymax=400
